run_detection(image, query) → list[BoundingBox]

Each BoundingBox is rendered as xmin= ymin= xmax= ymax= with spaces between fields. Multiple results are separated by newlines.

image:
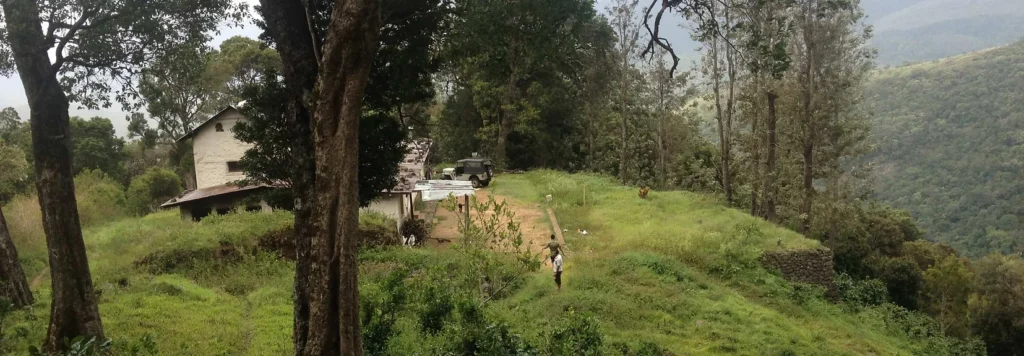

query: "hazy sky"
xmin=0 ymin=0 xmax=698 ymax=137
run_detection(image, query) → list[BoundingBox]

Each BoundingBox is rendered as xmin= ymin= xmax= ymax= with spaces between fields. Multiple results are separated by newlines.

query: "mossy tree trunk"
xmin=255 ymin=0 xmax=320 ymax=354
xmin=304 ymin=0 xmax=382 ymax=355
xmin=1 ymin=0 xmax=105 ymax=350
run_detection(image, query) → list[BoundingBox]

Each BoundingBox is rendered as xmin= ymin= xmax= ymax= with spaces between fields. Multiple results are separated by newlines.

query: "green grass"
xmin=2 ymin=171 xmax=963 ymax=354
xmin=483 ymin=171 xmax=930 ymax=355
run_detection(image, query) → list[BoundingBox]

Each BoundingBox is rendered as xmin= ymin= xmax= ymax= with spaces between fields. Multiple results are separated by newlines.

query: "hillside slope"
xmin=865 ymin=42 xmax=1024 ymax=256
xmin=867 ymin=0 xmax=1024 ymax=65
xmin=3 ymin=172 xmax=973 ymax=354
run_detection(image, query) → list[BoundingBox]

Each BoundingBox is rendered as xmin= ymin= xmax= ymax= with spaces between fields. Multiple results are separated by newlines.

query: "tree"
xmin=447 ymin=0 xmax=602 ymax=169
xmin=126 ymin=167 xmax=182 ymax=216
xmin=736 ymin=0 xmax=793 ymax=222
xmin=0 ymin=141 xmax=31 ymax=307
xmin=0 ymin=0 xmax=238 ymax=351
xmin=969 ymin=254 xmax=1024 ymax=354
xmin=698 ymin=0 xmax=739 ymax=203
xmin=921 ymin=255 xmax=973 ymax=337
xmin=234 ymin=71 xmax=407 ymax=207
xmin=305 ymin=1 xmax=383 ymax=354
xmin=788 ymin=0 xmax=872 ymax=233
xmin=69 ymin=116 xmax=127 ymax=182
xmin=608 ymin=0 xmax=643 ymax=183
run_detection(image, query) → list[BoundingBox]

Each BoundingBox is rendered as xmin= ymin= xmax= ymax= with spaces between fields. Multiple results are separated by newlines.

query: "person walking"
xmin=552 ymin=250 xmax=563 ymax=291
xmin=545 ymin=234 xmax=562 ymax=264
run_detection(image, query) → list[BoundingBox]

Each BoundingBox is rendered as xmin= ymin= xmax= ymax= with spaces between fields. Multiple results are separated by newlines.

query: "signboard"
xmin=413 ymin=180 xmax=475 ymax=201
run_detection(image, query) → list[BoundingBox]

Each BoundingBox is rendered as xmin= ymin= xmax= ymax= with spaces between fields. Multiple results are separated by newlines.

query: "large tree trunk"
xmin=2 ymin=1 xmax=105 ymax=351
xmin=764 ymin=90 xmax=779 ymax=222
xmin=304 ymin=1 xmax=382 ymax=355
xmin=0 ymin=206 xmax=33 ymax=307
xmin=256 ymin=1 xmax=320 ymax=354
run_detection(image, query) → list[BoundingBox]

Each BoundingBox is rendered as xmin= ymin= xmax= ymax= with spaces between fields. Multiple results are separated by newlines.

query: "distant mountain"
xmin=864 ymin=41 xmax=1024 ymax=256
xmin=867 ymin=0 xmax=1024 ymax=66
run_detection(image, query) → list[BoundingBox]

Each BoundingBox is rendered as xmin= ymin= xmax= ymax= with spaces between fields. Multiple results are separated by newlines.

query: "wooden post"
xmin=583 ymin=185 xmax=587 ymax=207
xmin=464 ymin=195 xmax=471 ymax=230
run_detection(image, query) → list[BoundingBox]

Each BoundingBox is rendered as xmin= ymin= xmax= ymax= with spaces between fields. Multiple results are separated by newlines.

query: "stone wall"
xmin=760 ymin=248 xmax=839 ymax=300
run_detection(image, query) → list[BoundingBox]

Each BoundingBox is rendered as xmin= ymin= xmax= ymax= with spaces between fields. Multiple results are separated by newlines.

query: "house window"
xmin=227 ymin=161 xmax=243 ymax=173
xmin=215 ymin=123 xmax=224 ymax=132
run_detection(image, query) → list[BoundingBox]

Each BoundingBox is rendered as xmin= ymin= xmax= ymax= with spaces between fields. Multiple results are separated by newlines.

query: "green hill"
xmin=867 ymin=0 xmax=1024 ymax=65
xmin=2 ymin=171 xmax=974 ymax=354
xmin=865 ymin=42 xmax=1024 ymax=256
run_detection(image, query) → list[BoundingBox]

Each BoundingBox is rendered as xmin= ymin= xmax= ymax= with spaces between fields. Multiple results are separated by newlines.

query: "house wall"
xmin=192 ymin=109 xmax=252 ymax=189
xmin=180 ymin=191 xmax=272 ymax=221
xmin=362 ymin=193 xmax=406 ymax=230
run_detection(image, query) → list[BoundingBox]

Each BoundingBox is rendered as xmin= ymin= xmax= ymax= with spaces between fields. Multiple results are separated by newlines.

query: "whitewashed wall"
xmin=191 ymin=109 xmax=252 ymax=189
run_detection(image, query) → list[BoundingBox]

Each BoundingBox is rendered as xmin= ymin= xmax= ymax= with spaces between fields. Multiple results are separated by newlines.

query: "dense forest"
xmin=865 ymin=41 xmax=1024 ymax=256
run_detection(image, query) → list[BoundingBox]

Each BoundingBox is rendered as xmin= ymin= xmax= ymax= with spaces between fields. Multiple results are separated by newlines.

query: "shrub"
xmin=546 ymin=310 xmax=603 ymax=356
xmin=836 ymin=274 xmax=888 ymax=308
xmin=362 ymin=271 xmax=408 ymax=356
xmin=126 ymin=167 xmax=182 ymax=216
xmin=75 ymin=169 xmax=128 ymax=225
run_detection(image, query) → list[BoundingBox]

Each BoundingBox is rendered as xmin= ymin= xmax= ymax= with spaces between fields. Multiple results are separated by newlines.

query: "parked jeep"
xmin=441 ymin=158 xmax=494 ymax=187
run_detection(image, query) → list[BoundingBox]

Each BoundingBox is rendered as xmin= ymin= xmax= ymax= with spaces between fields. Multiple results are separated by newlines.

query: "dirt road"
xmin=427 ymin=189 xmax=561 ymax=257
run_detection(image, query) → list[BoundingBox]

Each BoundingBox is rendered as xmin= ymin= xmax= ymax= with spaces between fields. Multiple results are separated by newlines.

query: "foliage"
xmin=865 ymin=40 xmax=1024 ymax=256
xmin=0 ymin=0 xmax=245 ymax=110
xmin=233 ymin=71 xmax=408 ymax=207
xmin=73 ymin=170 xmax=128 ymax=226
xmin=360 ymin=270 xmax=408 ymax=356
xmin=441 ymin=0 xmax=613 ymax=169
xmin=968 ymin=254 xmax=1024 ymax=355
xmin=69 ymin=117 xmax=127 ymax=183
xmin=921 ymin=255 xmax=973 ymax=337
xmin=835 ymin=273 xmax=888 ymax=308
xmin=440 ymin=194 xmax=541 ymax=301
xmin=126 ymin=168 xmax=182 ymax=216
xmin=0 ymin=140 xmax=28 ymax=203
xmin=545 ymin=310 xmax=604 ymax=356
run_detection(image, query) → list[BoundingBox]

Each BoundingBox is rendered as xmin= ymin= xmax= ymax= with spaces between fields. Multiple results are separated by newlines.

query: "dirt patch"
xmin=428 ymin=189 xmax=554 ymax=256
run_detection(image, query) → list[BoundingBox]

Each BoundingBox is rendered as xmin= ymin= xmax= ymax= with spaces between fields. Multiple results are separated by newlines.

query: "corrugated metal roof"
xmin=392 ymin=138 xmax=432 ymax=192
xmin=160 ymin=183 xmax=270 ymax=208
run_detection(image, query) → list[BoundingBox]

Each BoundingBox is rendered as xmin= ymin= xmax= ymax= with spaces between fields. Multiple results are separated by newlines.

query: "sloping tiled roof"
xmin=176 ymin=106 xmax=240 ymax=142
xmin=160 ymin=183 xmax=270 ymax=208
xmin=392 ymin=139 xmax=432 ymax=192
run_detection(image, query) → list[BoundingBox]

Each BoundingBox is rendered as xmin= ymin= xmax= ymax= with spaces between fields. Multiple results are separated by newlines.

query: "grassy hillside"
xmin=865 ymin=41 xmax=1024 ymax=256
xmin=2 ymin=172 xmax=973 ymax=354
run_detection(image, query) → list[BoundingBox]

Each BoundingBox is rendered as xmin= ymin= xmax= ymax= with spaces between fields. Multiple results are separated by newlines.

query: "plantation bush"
xmin=126 ymin=167 xmax=182 ymax=216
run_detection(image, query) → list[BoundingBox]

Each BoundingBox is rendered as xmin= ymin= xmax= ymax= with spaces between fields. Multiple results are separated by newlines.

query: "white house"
xmin=163 ymin=106 xmax=432 ymax=228
xmin=161 ymin=106 xmax=273 ymax=220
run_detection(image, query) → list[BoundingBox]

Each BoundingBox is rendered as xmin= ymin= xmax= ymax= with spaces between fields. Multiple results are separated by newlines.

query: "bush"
xmin=75 ymin=169 xmax=128 ymax=225
xmin=836 ymin=274 xmax=888 ymax=308
xmin=546 ymin=310 xmax=604 ymax=356
xmin=126 ymin=167 xmax=182 ymax=216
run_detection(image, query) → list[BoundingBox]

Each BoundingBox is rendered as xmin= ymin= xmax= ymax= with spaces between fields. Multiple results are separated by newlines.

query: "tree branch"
xmin=641 ymin=0 xmax=680 ymax=76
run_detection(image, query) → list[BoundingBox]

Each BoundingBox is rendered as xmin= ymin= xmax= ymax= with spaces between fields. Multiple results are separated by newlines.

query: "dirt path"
xmin=428 ymin=189 xmax=558 ymax=256
xmin=30 ymin=267 xmax=48 ymax=289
